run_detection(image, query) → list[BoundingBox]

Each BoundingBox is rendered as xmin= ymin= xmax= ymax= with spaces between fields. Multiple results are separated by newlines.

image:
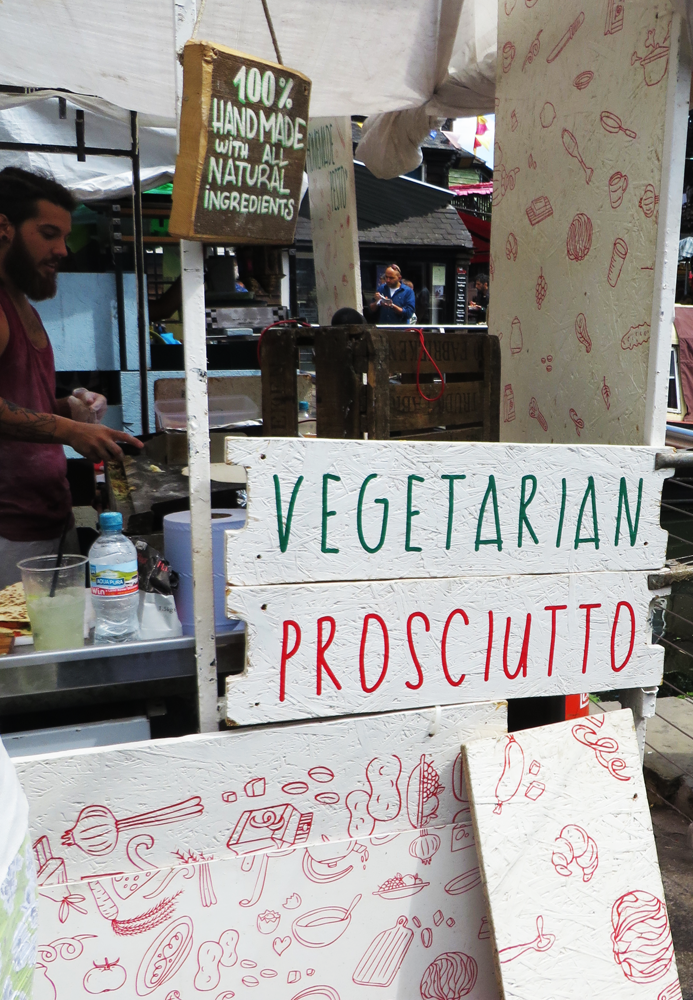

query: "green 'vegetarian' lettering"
xmin=273 ymin=474 xmax=303 ymax=553
xmin=406 ymin=475 xmax=424 ymax=552
xmin=357 ymin=474 xmax=389 ymax=553
xmin=574 ymin=476 xmax=600 ymax=550
xmin=475 ymin=475 xmax=503 ymax=552
xmin=321 ymin=474 xmax=341 ymax=554
xmin=556 ymin=478 xmax=567 ymax=548
xmin=614 ymin=477 xmax=643 ymax=546
xmin=441 ymin=475 xmax=466 ymax=550
xmin=518 ymin=475 xmax=539 ymax=548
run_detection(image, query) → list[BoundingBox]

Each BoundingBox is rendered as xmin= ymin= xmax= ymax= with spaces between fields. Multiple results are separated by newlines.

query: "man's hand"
xmin=65 ymin=422 xmax=143 ymax=462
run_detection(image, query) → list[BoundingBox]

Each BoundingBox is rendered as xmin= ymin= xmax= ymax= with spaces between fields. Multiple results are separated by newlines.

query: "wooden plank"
xmin=389 ymin=380 xmax=485 ymax=432
xmin=483 ymin=333 xmax=501 ymax=442
xmin=315 ymin=325 xmax=362 ymax=438
xmin=366 ymin=327 xmax=391 ymax=439
xmin=223 ymin=438 xmax=672 ymax=585
xmin=260 ymin=328 xmax=298 ymax=436
xmin=226 ymin=571 xmax=663 ymax=724
xmin=464 ymin=711 xmax=679 ymax=1000
xmin=387 ymin=330 xmax=485 ymax=375
xmin=397 ymin=425 xmax=484 ymax=442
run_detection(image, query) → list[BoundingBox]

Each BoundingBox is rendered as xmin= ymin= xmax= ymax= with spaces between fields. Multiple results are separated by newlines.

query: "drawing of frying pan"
xmin=600 ymin=111 xmax=637 ymax=139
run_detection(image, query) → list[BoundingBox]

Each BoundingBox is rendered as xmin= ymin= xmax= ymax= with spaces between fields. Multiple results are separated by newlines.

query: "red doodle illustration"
xmin=499 ymin=916 xmax=556 ymax=963
xmin=569 ymin=409 xmax=585 ymax=437
xmin=290 ymin=989 xmax=339 ymax=1000
xmin=621 ymin=322 xmax=650 ymax=351
xmin=503 ymin=384 xmax=516 ymax=423
xmin=34 ymin=836 xmax=68 ymax=885
xmin=444 ymin=869 xmax=482 ymax=896
xmin=244 ymin=778 xmax=266 ymax=798
xmin=166 ymin=992 xmax=182 ymax=1000
xmin=572 ymin=716 xmax=631 ymax=780
xmin=567 ymin=213 xmax=592 ymax=261
xmin=273 ymin=936 xmax=292 ymax=956
xmin=308 ymin=767 xmax=335 ymax=783
xmin=83 ymin=957 xmax=127 ymax=994
xmin=292 ymin=895 xmax=361 ymax=948
xmin=126 ymin=833 xmax=156 ymax=871
xmin=562 ymin=129 xmax=593 ymax=183
xmin=136 ymin=917 xmax=194 ymax=996
xmin=505 ymin=232 xmax=518 ymax=261
xmin=575 ymin=313 xmax=591 ymax=352
xmin=36 ymin=962 xmax=58 ymax=1000
xmin=420 ymin=952 xmax=477 ymax=999
xmin=284 ymin=893 xmax=302 ymax=909
xmin=632 ymin=18 xmax=671 ymax=86
xmin=528 ymin=153 xmax=537 ymax=169
xmin=413 ymin=916 xmax=422 ymax=928
xmin=446 ymin=918 xmax=456 ymax=928
xmin=451 ymin=807 xmax=474 ymax=853
xmin=504 ymin=0 xmax=515 ymax=14
xmin=539 ymin=102 xmax=556 ymax=128
xmin=366 ymin=755 xmax=402 ymax=821
xmin=478 ymin=917 xmax=490 ymax=940
xmin=605 ymin=0 xmax=624 ymax=34
xmin=258 ymin=909 xmax=281 ymax=934
xmin=659 ymin=982 xmax=683 ymax=1000
xmin=600 ymin=110 xmax=637 ymax=139
xmin=452 ymin=752 xmax=467 ymax=802
xmin=529 ymin=760 xmax=540 ymax=775
xmin=346 ymin=790 xmax=375 ymax=839
xmin=406 ymin=755 xmax=444 ymax=828
xmin=602 ymin=376 xmax=611 ymax=409
xmin=529 ymin=398 xmax=548 ymax=432
xmin=38 ymin=883 xmax=88 ymax=923
xmin=540 ymin=355 xmax=553 ymax=373
xmin=174 ymin=850 xmax=217 ymax=908
xmin=494 ymin=735 xmax=525 ymax=814
xmin=38 ymin=934 xmax=96 ymax=963
xmin=639 ymin=183 xmax=659 ymax=218
xmin=62 ymin=797 xmax=204 ymax=856
xmin=552 ymin=824 xmax=599 ymax=882
xmin=433 ymin=910 xmax=444 ymax=927
xmin=373 ymin=873 xmax=429 ymax=899
xmin=303 ymin=839 xmax=357 ymax=883
xmin=421 ymin=928 xmax=433 ymax=948
xmin=611 ymin=891 xmax=674 ymax=983
xmin=195 ymin=941 xmax=225 ymax=991
xmin=535 ymin=269 xmax=547 ymax=308
xmin=113 ymin=869 xmax=157 ymax=899
xmin=353 ymin=916 xmax=414 ymax=987
xmin=315 ymin=792 xmax=340 ymax=805
xmin=547 ymin=12 xmax=584 ymax=63
xmin=608 ymin=170 xmax=629 ymax=209
xmin=489 ymin=253 xmax=495 ymax=280
xmin=283 ymin=782 xmax=309 ymax=795
xmin=502 ymin=41 xmax=516 ymax=73
xmin=87 ymin=877 xmax=180 ymax=936
xmin=522 ymin=29 xmax=542 ymax=71
xmin=525 ymin=781 xmax=545 ymax=800
xmin=227 ymin=804 xmax=313 ymax=854
xmin=526 ymin=195 xmax=553 ymax=226
xmin=242 ymin=976 xmax=259 ymax=987
xmin=573 ymin=70 xmax=594 ymax=90
xmin=222 ymin=791 xmax=237 ymax=803
xmin=240 ymin=959 xmax=256 ymax=968
xmin=509 ymin=317 xmax=523 ymax=355
xmin=608 ymin=238 xmax=628 ymax=286
xmin=410 ymin=832 xmax=441 ymax=866
xmin=510 ymin=109 xmax=519 ymax=131
xmin=493 ymin=143 xmax=520 ymax=206
xmin=238 ymin=852 xmax=269 ymax=907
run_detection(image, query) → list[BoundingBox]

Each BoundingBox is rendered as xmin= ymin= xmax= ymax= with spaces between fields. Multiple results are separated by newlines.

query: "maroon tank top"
xmin=0 ymin=287 xmax=71 ymax=541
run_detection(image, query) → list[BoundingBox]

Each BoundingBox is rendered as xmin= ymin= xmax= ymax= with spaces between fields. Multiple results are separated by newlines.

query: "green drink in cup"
xmin=17 ymin=554 xmax=87 ymax=651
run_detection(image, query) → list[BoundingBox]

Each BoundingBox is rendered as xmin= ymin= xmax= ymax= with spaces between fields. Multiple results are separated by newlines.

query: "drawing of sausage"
xmin=494 ymin=736 xmax=525 ymax=814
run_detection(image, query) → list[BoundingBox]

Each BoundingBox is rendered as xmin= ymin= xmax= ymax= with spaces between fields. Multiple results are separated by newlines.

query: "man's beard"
xmin=4 ymin=232 xmax=59 ymax=301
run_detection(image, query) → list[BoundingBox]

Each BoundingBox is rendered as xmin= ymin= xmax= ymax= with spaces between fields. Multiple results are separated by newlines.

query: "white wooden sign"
xmin=15 ymin=703 xmax=505 ymax=1000
xmin=225 ymin=439 xmax=671 ymax=584
xmin=226 ymin=571 xmax=663 ymax=724
xmin=463 ymin=710 xmax=680 ymax=1000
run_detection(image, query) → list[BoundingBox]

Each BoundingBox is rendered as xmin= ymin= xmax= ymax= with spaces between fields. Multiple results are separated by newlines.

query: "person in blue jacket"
xmin=366 ymin=264 xmax=416 ymax=324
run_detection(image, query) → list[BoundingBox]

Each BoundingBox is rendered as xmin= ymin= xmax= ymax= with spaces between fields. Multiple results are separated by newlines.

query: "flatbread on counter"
xmin=0 ymin=582 xmax=30 ymax=624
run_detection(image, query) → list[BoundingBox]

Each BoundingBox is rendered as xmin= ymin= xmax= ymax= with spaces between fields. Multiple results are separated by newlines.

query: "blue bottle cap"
xmin=99 ymin=511 xmax=123 ymax=531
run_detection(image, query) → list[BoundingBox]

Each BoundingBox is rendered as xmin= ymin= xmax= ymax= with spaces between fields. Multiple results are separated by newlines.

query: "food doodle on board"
xmin=504 ymin=0 xmax=515 ymax=14
xmin=611 ymin=890 xmax=674 ymax=983
xmin=273 ymin=935 xmax=292 ymax=956
xmin=61 ymin=797 xmax=204 ymax=857
xmin=409 ymin=831 xmax=441 ymax=866
xmin=315 ymin=792 xmax=340 ymax=805
xmin=499 ymin=916 xmax=556 ymax=963
xmin=562 ymin=129 xmax=593 ymax=183
xmin=406 ymin=755 xmax=444 ymax=828
xmin=451 ymin=807 xmax=474 ymax=853
xmin=83 ymin=957 xmax=127 ymax=994
xmin=566 ymin=213 xmax=592 ymax=262
xmin=608 ymin=171 xmax=629 ymax=209
xmin=605 ymin=0 xmax=624 ymax=35
xmin=345 ymin=789 xmax=375 ymax=839
xmin=420 ymin=951 xmax=478 ymax=999
xmin=444 ymin=869 xmax=482 ymax=897
xmin=505 ymin=232 xmax=518 ymax=262
xmin=373 ymin=873 xmax=429 ymax=899
xmin=494 ymin=735 xmax=525 ymax=814
xmin=573 ymin=70 xmax=594 ymax=90
xmin=572 ymin=716 xmax=631 ymax=780
xmin=528 ymin=153 xmax=537 ymax=170
xmin=539 ymin=102 xmax=556 ymax=128
xmin=535 ymin=269 xmax=547 ymax=309
xmin=421 ymin=927 xmax=433 ymax=948
xmin=575 ymin=313 xmax=591 ymax=353
xmin=632 ymin=17 xmax=671 ymax=87
xmin=529 ymin=397 xmax=548 ymax=432
xmin=607 ymin=238 xmax=628 ymax=287
xmin=540 ymin=355 xmax=553 ymax=373
xmin=125 ymin=834 xmax=157 ymax=872
xmin=602 ymin=376 xmax=611 ymax=410
xmin=36 ymin=962 xmax=58 ymax=1000
xmin=222 ymin=791 xmax=237 ymax=804
xmin=292 ymin=895 xmax=361 ymax=948
xmin=302 ymin=838 xmax=357 ymax=883
xmin=552 ymin=824 xmax=599 ymax=882
xmin=227 ymin=804 xmax=314 ymax=855
xmin=38 ymin=934 xmax=96 ymax=963
xmin=502 ymin=41 xmax=516 ymax=73
xmin=244 ymin=778 xmax=266 ymax=798
xmin=290 ymin=988 xmax=340 ymax=1000
xmin=493 ymin=142 xmax=520 ymax=206
xmin=503 ymin=384 xmax=516 ymax=423
xmin=659 ymin=981 xmax=684 ymax=1000
xmin=308 ymin=767 xmax=335 ymax=784
xmin=478 ymin=917 xmax=490 ymax=940
xmin=569 ymin=409 xmax=585 ymax=437
xmin=600 ymin=111 xmax=637 ymax=139
xmin=39 ymin=884 xmax=88 ymax=924
xmin=173 ymin=849 xmax=217 ymax=908
xmin=525 ymin=781 xmax=545 ymax=800
xmin=34 ymin=836 xmax=68 ymax=885
xmin=639 ymin=183 xmax=659 ymax=219
xmin=522 ymin=29 xmax=542 ymax=71
xmin=526 ymin=195 xmax=553 ymax=226
xmin=509 ymin=317 xmax=523 ymax=355
xmin=546 ymin=12 xmax=584 ymax=63
xmin=258 ymin=909 xmax=281 ymax=934
xmin=216 ymin=991 xmax=236 ymax=1000
xmin=135 ymin=916 xmax=194 ymax=996
xmin=510 ymin=109 xmax=519 ymax=132
xmin=489 ymin=253 xmax=495 ymax=279
xmin=451 ymin=752 xmax=467 ymax=803
xmin=365 ymin=755 xmax=402 ymax=821
xmin=194 ymin=928 xmax=239 ymax=992
xmin=284 ymin=893 xmax=302 ymax=909
xmin=353 ymin=915 xmax=414 ymax=988
xmin=87 ymin=877 xmax=181 ymax=936
xmin=283 ymin=782 xmax=310 ymax=796
xmin=621 ymin=322 xmax=650 ymax=351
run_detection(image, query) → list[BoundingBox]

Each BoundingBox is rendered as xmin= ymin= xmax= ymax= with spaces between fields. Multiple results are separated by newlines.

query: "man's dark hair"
xmin=0 ymin=167 xmax=76 ymax=227
xmin=476 ymin=273 xmax=489 ymax=285
xmin=331 ymin=307 xmax=366 ymax=326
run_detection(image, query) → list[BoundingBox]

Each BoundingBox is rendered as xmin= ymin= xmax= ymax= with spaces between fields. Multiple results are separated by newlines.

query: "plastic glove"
xmin=69 ymin=388 xmax=108 ymax=424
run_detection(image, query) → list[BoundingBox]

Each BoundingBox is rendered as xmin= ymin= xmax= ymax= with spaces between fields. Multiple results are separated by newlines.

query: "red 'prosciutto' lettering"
xmin=484 ymin=610 xmax=494 ymax=681
xmin=406 ymin=612 xmax=429 ymax=690
xmin=441 ymin=609 xmax=468 ymax=686
xmin=317 ymin=616 xmax=341 ymax=695
xmin=503 ymin=614 xmax=531 ymax=680
xmin=279 ymin=620 xmax=301 ymax=702
xmin=579 ymin=603 xmax=602 ymax=675
xmin=544 ymin=605 xmax=568 ymax=677
xmin=611 ymin=601 xmax=635 ymax=672
xmin=359 ymin=614 xmax=390 ymax=693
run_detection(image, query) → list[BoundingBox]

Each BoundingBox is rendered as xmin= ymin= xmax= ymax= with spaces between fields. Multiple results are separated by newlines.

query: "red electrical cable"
xmin=414 ymin=327 xmax=445 ymax=402
xmin=256 ymin=318 xmax=312 ymax=366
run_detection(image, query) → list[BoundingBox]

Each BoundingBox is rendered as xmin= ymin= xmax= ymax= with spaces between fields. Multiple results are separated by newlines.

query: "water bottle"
xmin=89 ymin=512 xmax=139 ymax=643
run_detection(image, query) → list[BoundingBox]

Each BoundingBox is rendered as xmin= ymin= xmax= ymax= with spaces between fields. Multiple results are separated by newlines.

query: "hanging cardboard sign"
xmin=170 ymin=40 xmax=311 ymax=244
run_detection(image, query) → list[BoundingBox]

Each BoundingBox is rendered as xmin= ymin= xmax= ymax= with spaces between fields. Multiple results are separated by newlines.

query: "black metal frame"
xmin=0 ymin=93 xmax=149 ymax=432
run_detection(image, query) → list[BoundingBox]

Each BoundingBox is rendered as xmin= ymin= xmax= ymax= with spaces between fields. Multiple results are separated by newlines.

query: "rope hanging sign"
xmin=170 ymin=40 xmax=311 ymax=244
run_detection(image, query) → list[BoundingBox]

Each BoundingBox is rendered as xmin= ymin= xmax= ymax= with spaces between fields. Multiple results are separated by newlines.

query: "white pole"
xmin=173 ymin=0 xmax=218 ymax=732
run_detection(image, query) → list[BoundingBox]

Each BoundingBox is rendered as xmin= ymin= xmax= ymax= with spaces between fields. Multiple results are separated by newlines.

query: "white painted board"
xmin=14 ymin=703 xmax=505 ymax=1000
xmin=464 ymin=709 xmax=681 ymax=1000
xmin=224 ymin=438 xmax=672 ymax=584
xmin=226 ymin=571 xmax=663 ymax=724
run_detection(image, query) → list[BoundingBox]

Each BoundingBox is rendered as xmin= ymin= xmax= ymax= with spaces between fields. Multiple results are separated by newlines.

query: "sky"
xmin=451 ymin=115 xmax=495 ymax=168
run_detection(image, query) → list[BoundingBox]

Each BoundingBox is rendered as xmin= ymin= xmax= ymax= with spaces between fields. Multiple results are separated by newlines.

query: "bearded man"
xmin=0 ymin=167 xmax=141 ymax=586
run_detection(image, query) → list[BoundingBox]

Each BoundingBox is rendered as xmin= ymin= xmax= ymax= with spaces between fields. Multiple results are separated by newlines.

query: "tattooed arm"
xmin=0 ymin=396 xmax=142 ymax=461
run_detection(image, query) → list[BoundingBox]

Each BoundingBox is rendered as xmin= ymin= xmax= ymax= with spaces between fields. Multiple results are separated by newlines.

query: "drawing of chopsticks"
xmin=547 ymin=12 xmax=585 ymax=63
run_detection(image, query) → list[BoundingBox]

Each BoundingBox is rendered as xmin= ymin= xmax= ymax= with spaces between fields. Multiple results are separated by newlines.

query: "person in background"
xmin=402 ymin=280 xmax=418 ymax=325
xmin=331 ymin=307 xmax=366 ymax=325
xmin=366 ymin=264 xmax=415 ymax=324
xmin=468 ymin=272 xmax=489 ymax=322
xmin=0 ymin=167 xmax=142 ymax=587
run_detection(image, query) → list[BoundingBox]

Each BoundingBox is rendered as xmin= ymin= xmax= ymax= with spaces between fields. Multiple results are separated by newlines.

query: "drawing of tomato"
xmin=83 ymin=958 xmax=127 ymax=994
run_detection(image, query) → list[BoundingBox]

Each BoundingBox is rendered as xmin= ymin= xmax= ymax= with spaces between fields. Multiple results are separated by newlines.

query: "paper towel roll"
xmin=163 ymin=508 xmax=247 ymax=635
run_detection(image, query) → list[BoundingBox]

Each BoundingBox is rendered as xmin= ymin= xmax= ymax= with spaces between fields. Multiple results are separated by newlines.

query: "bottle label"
xmin=90 ymin=560 xmax=138 ymax=597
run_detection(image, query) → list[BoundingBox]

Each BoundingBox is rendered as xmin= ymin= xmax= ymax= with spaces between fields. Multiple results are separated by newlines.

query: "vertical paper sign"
xmin=170 ymin=40 xmax=311 ymax=244
xmin=306 ymin=116 xmax=362 ymax=324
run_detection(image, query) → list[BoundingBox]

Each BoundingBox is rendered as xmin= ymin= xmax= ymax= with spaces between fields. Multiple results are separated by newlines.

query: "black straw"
xmin=49 ymin=516 xmax=71 ymax=598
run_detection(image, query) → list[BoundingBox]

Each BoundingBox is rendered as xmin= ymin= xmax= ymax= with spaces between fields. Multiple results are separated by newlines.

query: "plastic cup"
xmin=17 ymin=554 xmax=87 ymax=651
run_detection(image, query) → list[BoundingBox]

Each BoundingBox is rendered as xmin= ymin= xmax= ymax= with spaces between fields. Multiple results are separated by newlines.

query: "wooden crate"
xmin=260 ymin=325 xmax=500 ymax=441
